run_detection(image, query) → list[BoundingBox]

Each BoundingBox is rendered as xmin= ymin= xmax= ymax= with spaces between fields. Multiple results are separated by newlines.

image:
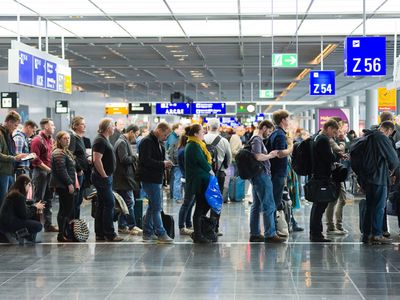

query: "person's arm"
xmin=193 ymin=144 xmax=212 ymax=173
xmin=275 ymin=134 xmax=293 ymax=158
xmin=318 ymin=136 xmax=336 ymax=166
xmin=13 ymin=134 xmax=24 ymax=155
xmin=378 ymin=135 xmax=399 ymax=172
xmin=224 ymin=139 xmax=232 ymax=165
xmin=139 ymin=138 xmax=165 ymax=171
xmin=251 ymin=137 xmax=278 ymax=161
xmin=30 ymin=137 xmax=51 ymax=172
xmin=230 ymin=135 xmax=242 ymax=156
xmin=115 ymin=140 xmax=135 ymax=165
xmin=93 ymin=151 xmax=108 ymax=178
xmin=14 ymin=196 xmax=28 ymax=220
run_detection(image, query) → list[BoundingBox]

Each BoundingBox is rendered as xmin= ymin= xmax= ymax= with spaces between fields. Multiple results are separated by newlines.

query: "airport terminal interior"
xmin=1 ymin=0 xmax=400 ymax=299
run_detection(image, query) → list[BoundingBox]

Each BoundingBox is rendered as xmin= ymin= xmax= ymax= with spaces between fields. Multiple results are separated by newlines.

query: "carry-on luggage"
xmin=229 ymin=176 xmax=245 ymax=202
xmin=161 ymin=211 xmax=175 ymax=239
xmin=359 ymin=199 xmax=366 ymax=233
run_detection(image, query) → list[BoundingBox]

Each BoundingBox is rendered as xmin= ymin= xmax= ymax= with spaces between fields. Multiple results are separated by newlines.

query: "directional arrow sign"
xmin=272 ymin=53 xmax=298 ymax=68
xmin=259 ymin=89 xmax=274 ymax=98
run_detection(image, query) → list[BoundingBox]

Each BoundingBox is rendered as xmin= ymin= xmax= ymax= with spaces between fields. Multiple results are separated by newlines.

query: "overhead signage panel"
xmin=272 ymin=53 xmax=298 ymax=68
xmin=344 ymin=36 xmax=386 ymax=76
xmin=192 ymin=103 xmax=226 ymax=115
xmin=105 ymin=103 xmax=129 ymax=115
xmin=8 ymin=41 xmax=71 ymax=94
xmin=55 ymin=100 xmax=69 ymax=114
xmin=309 ymin=70 xmax=336 ymax=96
xmin=128 ymin=103 xmax=152 ymax=114
xmin=259 ymin=89 xmax=274 ymax=98
xmin=378 ymin=87 xmax=396 ymax=112
xmin=236 ymin=102 xmax=257 ymax=115
xmin=156 ymin=103 xmax=191 ymax=115
xmin=1 ymin=92 xmax=19 ymax=109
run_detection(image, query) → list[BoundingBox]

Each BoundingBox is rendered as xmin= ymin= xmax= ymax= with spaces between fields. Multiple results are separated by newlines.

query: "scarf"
xmin=187 ymin=136 xmax=212 ymax=164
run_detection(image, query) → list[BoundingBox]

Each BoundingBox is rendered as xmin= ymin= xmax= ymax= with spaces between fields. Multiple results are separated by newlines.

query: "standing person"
xmin=309 ymin=119 xmax=340 ymax=242
xmin=31 ymin=118 xmax=57 ymax=232
xmin=359 ymin=121 xmax=398 ymax=244
xmin=68 ymin=116 xmax=90 ymax=219
xmin=109 ymin=119 xmax=125 ymax=146
xmin=185 ymin=124 xmax=213 ymax=243
xmin=137 ymin=122 xmax=174 ymax=244
xmin=249 ymin=120 xmax=285 ymax=243
xmin=50 ymin=131 xmax=77 ymax=242
xmin=230 ymin=126 xmax=245 ymax=161
xmin=166 ymin=123 xmax=184 ymax=204
xmin=13 ymin=120 xmax=38 ymax=177
xmin=92 ymin=118 xmax=123 ymax=242
xmin=0 ymin=111 xmax=28 ymax=206
xmin=204 ymin=118 xmax=232 ymax=236
xmin=113 ymin=124 xmax=142 ymax=236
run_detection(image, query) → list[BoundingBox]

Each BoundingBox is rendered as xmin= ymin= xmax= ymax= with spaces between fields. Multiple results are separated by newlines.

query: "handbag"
xmin=304 ymin=177 xmax=339 ymax=203
xmin=204 ymin=175 xmax=223 ymax=215
xmin=331 ymin=163 xmax=348 ymax=183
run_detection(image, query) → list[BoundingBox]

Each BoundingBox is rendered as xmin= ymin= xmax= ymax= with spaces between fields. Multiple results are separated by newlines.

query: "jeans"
xmin=56 ymin=187 xmax=75 ymax=239
xmin=0 ymin=219 xmax=42 ymax=236
xmin=0 ymin=175 xmax=14 ymax=208
xmin=74 ymin=174 xmax=85 ymax=219
xmin=178 ymin=184 xmax=195 ymax=229
xmin=250 ymin=173 xmax=277 ymax=238
xmin=170 ymin=166 xmax=182 ymax=201
xmin=92 ymin=173 xmax=116 ymax=239
xmin=115 ymin=189 xmax=137 ymax=229
xmin=326 ymin=182 xmax=346 ymax=230
xmin=310 ymin=202 xmax=329 ymax=236
xmin=32 ymin=168 xmax=54 ymax=229
xmin=271 ymin=175 xmax=285 ymax=211
xmin=363 ymin=184 xmax=388 ymax=237
xmin=142 ymin=182 xmax=166 ymax=237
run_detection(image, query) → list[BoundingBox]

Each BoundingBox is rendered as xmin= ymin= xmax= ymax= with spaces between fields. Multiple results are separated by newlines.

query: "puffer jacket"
xmin=50 ymin=148 xmax=76 ymax=189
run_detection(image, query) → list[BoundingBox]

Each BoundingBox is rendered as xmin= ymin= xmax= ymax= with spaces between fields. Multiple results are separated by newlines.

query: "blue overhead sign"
xmin=344 ymin=36 xmax=386 ymax=76
xmin=33 ymin=56 xmax=46 ymax=88
xmin=192 ymin=103 xmax=226 ymax=115
xmin=19 ymin=51 xmax=33 ymax=86
xmin=309 ymin=70 xmax=336 ymax=96
xmin=156 ymin=103 xmax=192 ymax=115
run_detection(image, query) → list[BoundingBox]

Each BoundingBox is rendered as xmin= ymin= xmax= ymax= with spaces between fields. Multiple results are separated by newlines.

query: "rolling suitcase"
xmin=161 ymin=211 xmax=175 ymax=239
xmin=229 ymin=176 xmax=245 ymax=202
xmin=134 ymin=198 xmax=144 ymax=229
xmin=359 ymin=199 xmax=366 ymax=233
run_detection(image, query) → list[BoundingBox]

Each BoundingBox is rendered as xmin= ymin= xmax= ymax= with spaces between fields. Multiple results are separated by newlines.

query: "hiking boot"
xmin=106 ymin=235 xmax=124 ymax=242
xmin=265 ymin=235 xmax=286 ymax=243
xmin=249 ymin=235 xmax=265 ymax=242
xmin=157 ymin=234 xmax=174 ymax=244
xmin=142 ymin=234 xmax=158 ymax=243
xmin=370 ymin=236 xmax=392 ymax=245
xmin=180 ymin=228 xmax=194 ymax=235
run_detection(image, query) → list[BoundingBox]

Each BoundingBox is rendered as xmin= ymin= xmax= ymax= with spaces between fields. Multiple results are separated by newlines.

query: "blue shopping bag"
xmin=205 ymin=175 xmax=223 ymax=215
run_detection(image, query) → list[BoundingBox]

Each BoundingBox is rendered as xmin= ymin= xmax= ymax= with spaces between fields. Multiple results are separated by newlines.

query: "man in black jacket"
xmin=361 ymin=121 xmax=399 ymax=244
xmin=113 ymin=124 xmax=142 ymax=236
xmin=309 ymin=119 xmax=339 ymax=242
xmin=137 ymin=122 xmax=174 ymax=243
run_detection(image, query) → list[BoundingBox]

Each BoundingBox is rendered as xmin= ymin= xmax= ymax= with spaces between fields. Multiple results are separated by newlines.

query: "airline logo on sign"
xmin=378 ymin=87 xmax=396 ymax=112
xmin=272 ymin=54 xmax=298 ymax=68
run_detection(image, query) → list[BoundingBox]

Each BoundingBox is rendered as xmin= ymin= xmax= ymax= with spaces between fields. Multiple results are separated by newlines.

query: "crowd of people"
xmin=0 ymin=108 xmax=399 ymax=245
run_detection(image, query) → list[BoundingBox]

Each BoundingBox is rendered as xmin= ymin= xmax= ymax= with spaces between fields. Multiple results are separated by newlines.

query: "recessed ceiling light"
xmin=173 ymin=54 xmax=188 ymax=57
xmin=166 ymin=45 xmax=180 ymax=48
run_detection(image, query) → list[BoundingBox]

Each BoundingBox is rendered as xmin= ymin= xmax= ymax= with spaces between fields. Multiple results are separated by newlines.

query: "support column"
xmin=365 ymin=89 xmax=378 ymax=129
xmin=304 ymin=111 xmax=309 ymax=131
xmin=301 ymin=112 xmax=306 ymax=129
xmin=347 ymin=95 xmax=360 ymax=135
xmin=309 ymin=109 xmax=316 ymax=134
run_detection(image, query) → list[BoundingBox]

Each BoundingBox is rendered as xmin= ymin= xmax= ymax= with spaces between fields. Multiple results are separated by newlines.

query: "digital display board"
xmin=309 ymin=70 xmax=336 ymax=96
xmin=55 ymin=100 xmax=69 ymax=114
xmin=155 ymin=103 xmax=192 ymax=115
xmin=236 ymin=103 xmax=257 ymax=115
xmin=192 ymin=103 xmax=226 ymax=115
xmin=129 ymin=103 xmax=152 ymax=114
xmin=1 ymin=92 xmax=19 ymax=109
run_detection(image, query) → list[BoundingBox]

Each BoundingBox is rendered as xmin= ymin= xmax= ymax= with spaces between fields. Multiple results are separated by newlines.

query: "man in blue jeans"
xmin=249 ymin=120 xmax=285 ymax=243
xmin=166 ymin=123 xmax=183 ymax=203
xmin=137 ymin=122 xmax=174 ymax=244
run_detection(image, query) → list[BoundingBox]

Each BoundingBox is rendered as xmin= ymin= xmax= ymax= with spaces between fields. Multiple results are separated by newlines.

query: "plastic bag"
xmin=205 ymin=175 xmax=223 ymax=215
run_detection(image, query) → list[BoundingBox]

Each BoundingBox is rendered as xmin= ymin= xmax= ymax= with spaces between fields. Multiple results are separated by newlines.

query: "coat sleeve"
xmin=13 ymin=196 xmax=28 ymax=220
xmin=378 ymin=135 xmax=399 ymax=172
xmin=193 ymin=145 xmax=212 ymax=173
xmin=30 ymin=137 xmax=43 ymax=167
xmin=115 ymin=140 xmax=135 ymax=165
xmin=139 ymin=138 xmax=165 ymax=171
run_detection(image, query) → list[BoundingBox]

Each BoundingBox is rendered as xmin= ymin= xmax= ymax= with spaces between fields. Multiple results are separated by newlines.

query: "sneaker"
xmin=383 ymin=231 xmax=391 ymax=238
xmin=142 ymin=234 xmax=158 ymax=243
xmin=180 ymin=228 xmax=194 ymax=235
xmin=370 ymin=236 xmax=392 ymax=245
xmin=106 ymin=235 xmax=124 ymax=242
xmin=265 ymin=235 xmax=286 ymax=243
xmin=44 ymin=225 xmax=59 ymax=233
xmin=326 ymin=229 xmax=346 ymax=235
xmin=118 ymin=227 xmax=131 ymax=234
xmin=336 ymin=228 xmax=349 ymax=234
xmin=129 ymin=227 xmax=143 ymax=236
xmin=249 ymin=235 xmax=265 ymax=242
xmin=277 ymin=231 xmax=289 ymax=238
xmin=157 ymin=234 xmax=174 ymax=244
xmin=310 ymin=235 xmax=331 ymax=242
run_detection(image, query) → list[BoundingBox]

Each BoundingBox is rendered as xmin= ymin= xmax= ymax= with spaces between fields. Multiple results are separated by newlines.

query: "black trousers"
xmin=0 ymin=219 xmax=42 ymax=236
xmin=309 ymin=201 xmax=329 ymax=237
xmin=210 ymin=171 xmax=225 ymax=233
xmin=56 ymin=188 xmax=75 ymax=239
xmin=193 ymin=188 xmax=211 ymax=238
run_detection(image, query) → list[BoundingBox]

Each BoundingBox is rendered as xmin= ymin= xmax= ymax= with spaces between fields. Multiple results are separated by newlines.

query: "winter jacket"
xmin=0 ymin=125 xmax=16 ymax=176
xmin=50 ymin=148 xmax=76 ymax=189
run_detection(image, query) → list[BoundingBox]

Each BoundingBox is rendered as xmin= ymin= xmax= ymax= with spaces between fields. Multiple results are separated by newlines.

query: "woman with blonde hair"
xmin=50 ymin=131 xmax=77 ymax=242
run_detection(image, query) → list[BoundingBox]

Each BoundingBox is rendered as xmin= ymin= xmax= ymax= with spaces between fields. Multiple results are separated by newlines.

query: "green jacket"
xmin=184 ymin=141 xmax=211 ymax=196
xmin=0 ymin=125 xmax=16 ymax=176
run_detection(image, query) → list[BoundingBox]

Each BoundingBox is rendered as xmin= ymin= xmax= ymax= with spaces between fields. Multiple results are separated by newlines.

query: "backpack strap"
xmin=310 ymin=135 xmax=317 ymax=177
xmin=211 ymin=135 xmax=222 ymax=147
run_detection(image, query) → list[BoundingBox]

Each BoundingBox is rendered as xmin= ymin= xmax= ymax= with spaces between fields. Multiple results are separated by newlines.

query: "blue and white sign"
xmin=33 ymin=56 xmax=46 ymax=88
xmin=344 ymin=36 xmax=386 ymax=76
xmin=156 ymin=103 xmax=192 ymax=115
xmin=192 ymin=103 xmax=226 ymax=115
xmin=18 ymin=51 xmax=33 ymax=86
xmin=46 ymin=61 xmax=57 ymax=90
xmin=309 ymin=70 xmax=336 ymax=96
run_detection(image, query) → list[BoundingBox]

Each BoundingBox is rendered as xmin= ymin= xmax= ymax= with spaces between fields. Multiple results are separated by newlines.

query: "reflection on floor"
xmin=1 ymin=194 xmax=400 ymax=300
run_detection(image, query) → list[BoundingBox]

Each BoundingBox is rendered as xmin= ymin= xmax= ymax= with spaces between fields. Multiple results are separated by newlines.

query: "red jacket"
xmin=31 ymin=132 xmax=53 ymax=168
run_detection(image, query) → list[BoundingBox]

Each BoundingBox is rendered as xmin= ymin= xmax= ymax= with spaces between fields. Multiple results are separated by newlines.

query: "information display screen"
xmin=155 ymin=103 xmax=192 ymax=115
xmin=55 ymin=100 xmax=69 ymax=114
xmin=192 ymin=103 xmax=226 ymax=115
xmin=1 ymin=92 xmax=19 ymax=108
xmin=129 ymin=103 xmax=152 ymax=114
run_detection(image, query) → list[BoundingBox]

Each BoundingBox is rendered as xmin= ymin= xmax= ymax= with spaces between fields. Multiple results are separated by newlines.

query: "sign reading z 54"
xmin=309 ymin=70 xmax=335 ymax=96
xmin=344 ymin=36 xmax=386 ymax=76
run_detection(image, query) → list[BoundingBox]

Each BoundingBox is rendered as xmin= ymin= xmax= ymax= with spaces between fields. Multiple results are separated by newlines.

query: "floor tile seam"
xmin=288 ymin=250 xmax=301 ymax=300
xmin=169 ymin=244 xmax=195 ymax=299
xmin=344 ymin=271 xmax=367 ymax=300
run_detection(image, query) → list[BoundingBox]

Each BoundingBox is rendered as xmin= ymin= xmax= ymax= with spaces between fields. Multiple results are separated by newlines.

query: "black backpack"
xmin=291 ymin=138 xmax=313 ymax=176
xmin=206 ymin=136 xmax=222 ymax=173
xmin=349 ymin=132 xmax=378 ymax=177
xmin=235 ymin=136 xmax=264 ymax=180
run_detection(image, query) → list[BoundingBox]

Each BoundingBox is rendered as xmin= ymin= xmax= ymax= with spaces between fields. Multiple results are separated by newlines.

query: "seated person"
xmin=0 ymin=175 xmax=44 ymax=243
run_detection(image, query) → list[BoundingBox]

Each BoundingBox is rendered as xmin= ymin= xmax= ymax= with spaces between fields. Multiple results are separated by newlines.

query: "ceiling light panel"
xmin=240 ymin=0 xmax=310 ymax=14
xmin=298 ymin=19 xmax=362 ymax=36
xmin=90 ymin=0 xmax=170 ymax=14
xmin=167 ymin=0 xmax=237 ymax=14
xmin=180 ymin=20 xmax=239 ymax=36
xmin=309 ymin=0 xmax=384 ymax=14
xmin=118 ymin=21 xmax=184 ymax=37
xmin=17 ymin=0 xmax=100 ymax=15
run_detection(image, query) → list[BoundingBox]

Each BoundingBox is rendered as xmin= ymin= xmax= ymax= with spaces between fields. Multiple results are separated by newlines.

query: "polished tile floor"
xmin=1 ymin=192 xmax=400 ymax=300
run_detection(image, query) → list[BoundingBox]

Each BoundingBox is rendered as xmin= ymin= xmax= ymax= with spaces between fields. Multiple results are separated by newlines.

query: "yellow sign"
xmin=378 ymin=87 xmax=396 ymax=112
xmin=64 ymin=76 xmax=72 ymax=94
xmin=105 ymin=103 xmax=128 ymax=115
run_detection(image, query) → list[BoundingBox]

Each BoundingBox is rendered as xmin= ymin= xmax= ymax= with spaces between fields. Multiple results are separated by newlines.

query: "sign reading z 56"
xmin=344 ymin=36 xmax=386 ymax=76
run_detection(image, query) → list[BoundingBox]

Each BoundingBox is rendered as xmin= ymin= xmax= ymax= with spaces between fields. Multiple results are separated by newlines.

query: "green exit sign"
xmin=272 ymin=53 xmax=298 ymax=68
xmin=259 ymin=89 xmax=274 ymax=98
